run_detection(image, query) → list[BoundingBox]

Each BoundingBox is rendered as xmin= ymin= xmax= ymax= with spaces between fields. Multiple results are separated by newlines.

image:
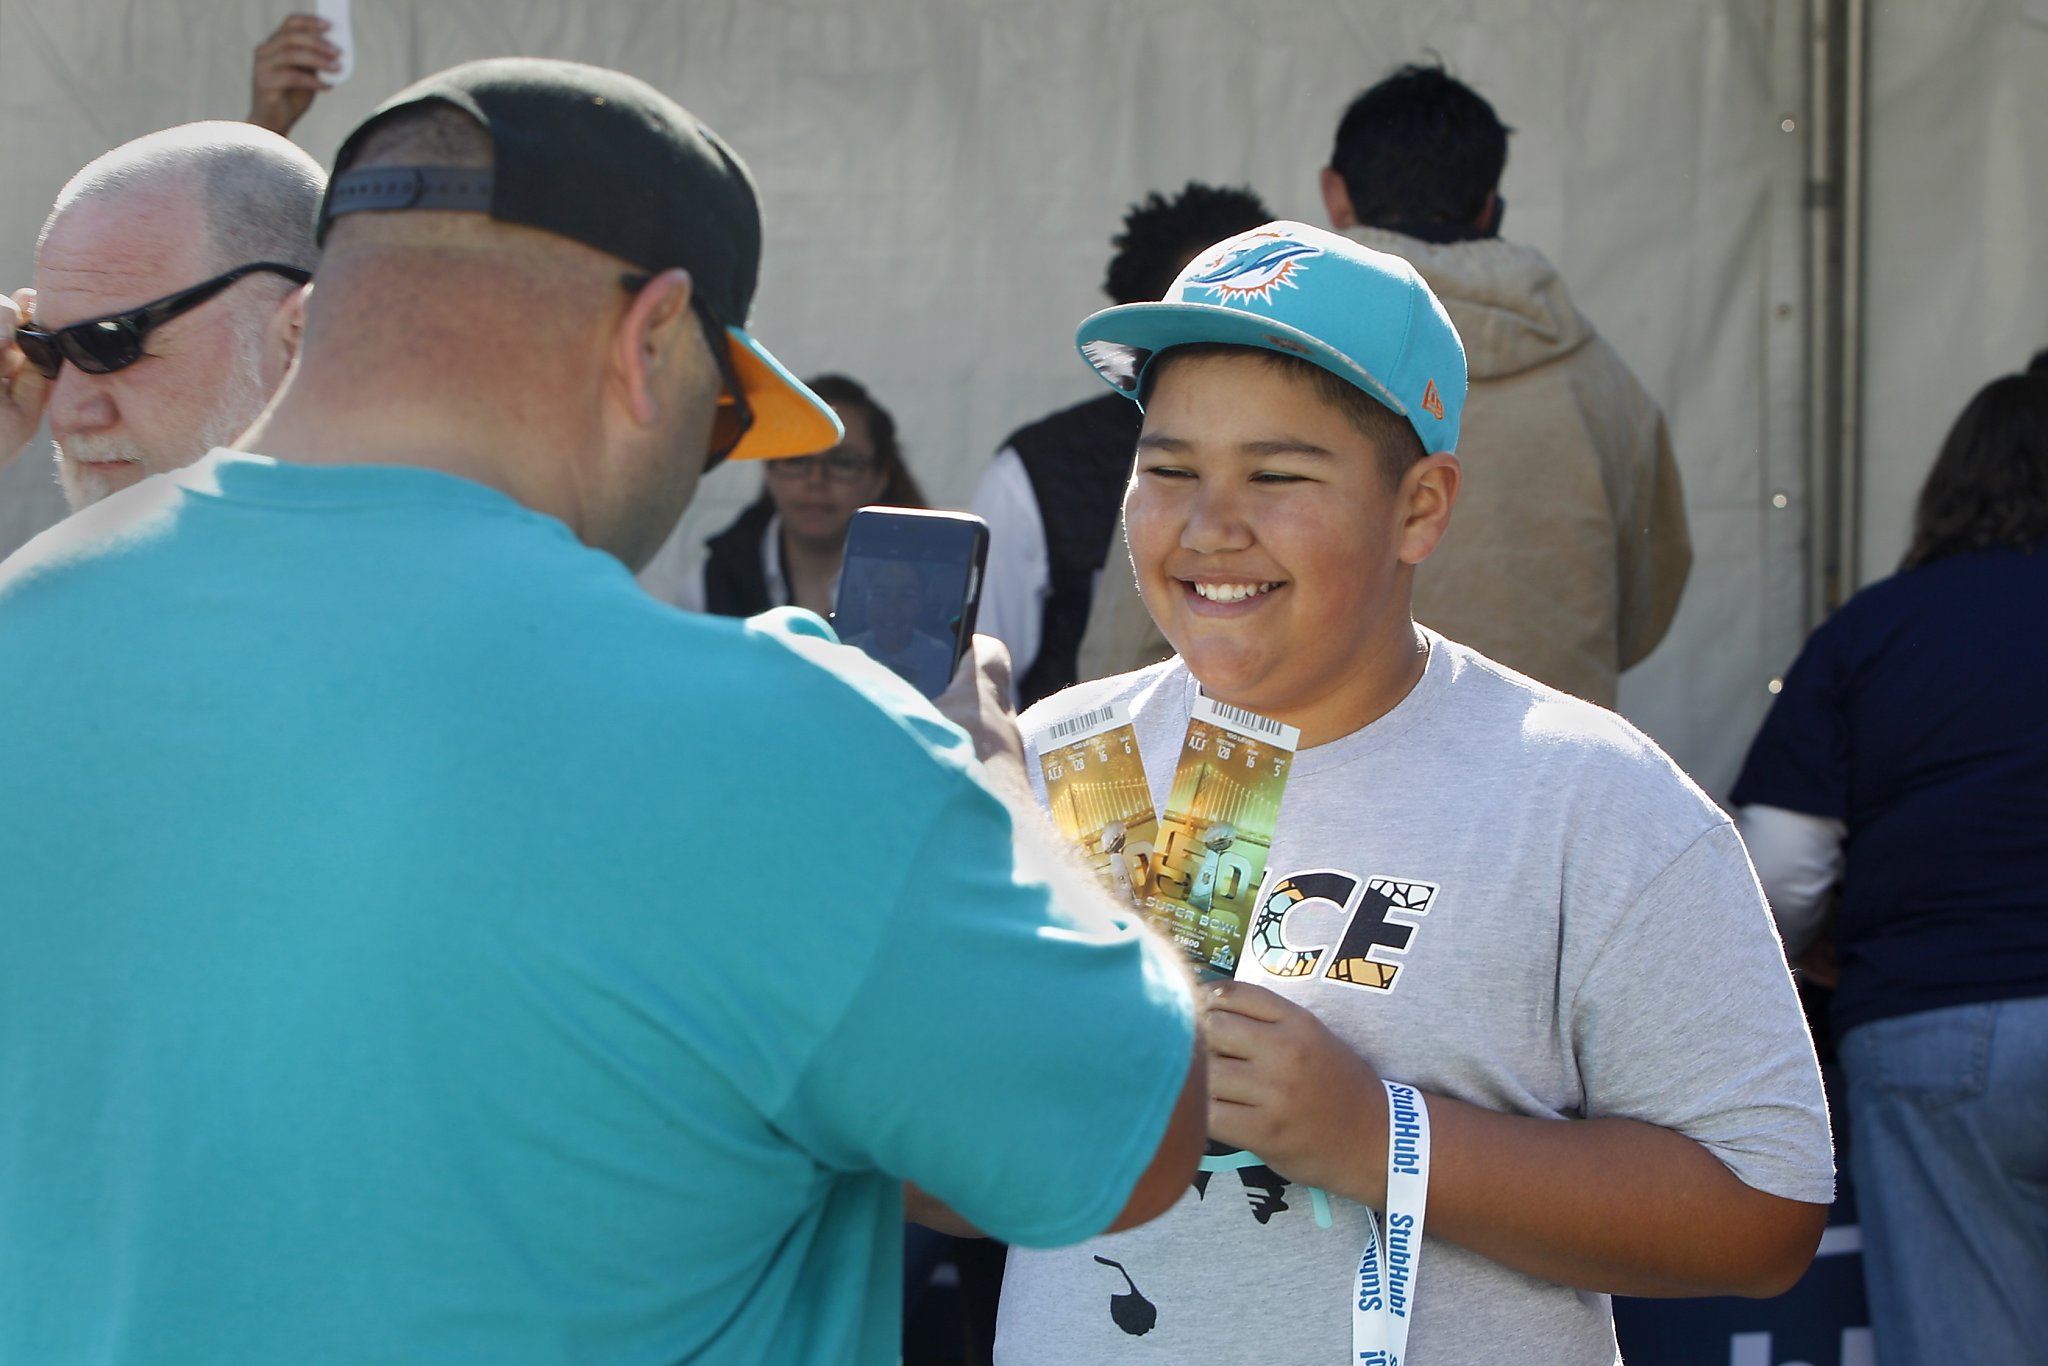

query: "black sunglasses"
xmin=621 ymin=273 xmax=755 ymax=470
xmin=13 ymin=261 xmax=311 ymax=380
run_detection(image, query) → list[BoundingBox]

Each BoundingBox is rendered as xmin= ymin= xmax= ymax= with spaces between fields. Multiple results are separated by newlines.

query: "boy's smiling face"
xmin=1125 ymin=349 xmax=1459 ymax=747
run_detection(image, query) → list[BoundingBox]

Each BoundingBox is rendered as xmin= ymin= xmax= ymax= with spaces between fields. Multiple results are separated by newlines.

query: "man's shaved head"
xmin=44 ymin=120 xmax=324 ymax=276
xmin=269 ymin=96 xmax=724 ymax=571
xmin=316 ymin=101 xmax=608 ymax=305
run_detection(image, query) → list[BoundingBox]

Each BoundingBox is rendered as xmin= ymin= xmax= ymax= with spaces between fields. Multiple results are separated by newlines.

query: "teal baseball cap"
xmin=1075 ymin=220 xmax=1466 ymax=455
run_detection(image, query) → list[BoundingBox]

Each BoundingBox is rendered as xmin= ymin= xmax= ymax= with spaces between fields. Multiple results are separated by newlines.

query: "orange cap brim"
xmin=722 ymin=327 xmax=845 ymax=461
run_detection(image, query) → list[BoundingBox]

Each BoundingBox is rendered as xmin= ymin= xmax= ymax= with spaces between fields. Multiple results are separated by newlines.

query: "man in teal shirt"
xmin=0 ymin=59 xmax=1203 ymax=1364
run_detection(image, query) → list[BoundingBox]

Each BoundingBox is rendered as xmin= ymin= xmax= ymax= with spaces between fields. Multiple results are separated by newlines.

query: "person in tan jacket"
xmin=1078 ymin=63 xmax=1689 ymax=708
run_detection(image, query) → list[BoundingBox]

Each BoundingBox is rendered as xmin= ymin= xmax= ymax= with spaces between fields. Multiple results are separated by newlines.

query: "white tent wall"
xmin=0 ymin=1 xmax=2038 ymax=798
xmin=1857 ymin=0 xmax=2048 ymax=582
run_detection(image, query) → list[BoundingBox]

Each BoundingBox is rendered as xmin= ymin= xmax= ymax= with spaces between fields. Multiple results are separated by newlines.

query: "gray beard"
xmin=53 ymin=336 xmax=270 ymax=512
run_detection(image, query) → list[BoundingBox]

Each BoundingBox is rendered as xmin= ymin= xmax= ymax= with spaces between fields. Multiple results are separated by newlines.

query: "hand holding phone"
xmin=934 ymin=632 xmax=1028 ymax=768
xmin=831 ymin=508 xmax=989 ymax=700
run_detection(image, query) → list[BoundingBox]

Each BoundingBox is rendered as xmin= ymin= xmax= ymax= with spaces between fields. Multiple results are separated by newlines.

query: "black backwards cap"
xmin=316 ymin=57 xmax=841 ymax=462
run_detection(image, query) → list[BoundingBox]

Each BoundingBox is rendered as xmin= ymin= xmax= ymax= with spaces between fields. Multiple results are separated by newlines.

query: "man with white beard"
xmin=0 ymin=122 xmax=321 ymax=510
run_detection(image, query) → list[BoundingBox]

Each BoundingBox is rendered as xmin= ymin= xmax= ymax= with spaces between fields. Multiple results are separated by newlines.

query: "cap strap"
xmin=325 ymin=166 xmax=496 ymax=219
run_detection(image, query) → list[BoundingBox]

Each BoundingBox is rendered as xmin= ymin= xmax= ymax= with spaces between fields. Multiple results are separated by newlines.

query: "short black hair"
xmin=1140 ymin=344 xmax=1425 ymax=488
xmin=1330 ymin=62 xmax=1510 ymax=230
xmin=1900 ymin=369 xmax=2048 ymax=569
xmin=1103 ymin=182 xmax=1273 ymax=305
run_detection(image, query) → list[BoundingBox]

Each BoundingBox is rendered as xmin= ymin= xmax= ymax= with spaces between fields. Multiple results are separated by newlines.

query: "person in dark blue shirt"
xmin=1733 ymin=364 xmax=2048 ymax=1366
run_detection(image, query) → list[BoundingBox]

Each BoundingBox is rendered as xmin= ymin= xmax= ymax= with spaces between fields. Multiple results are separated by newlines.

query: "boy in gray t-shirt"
xmin=993 ymin=222 xmax=1833 ymax=1365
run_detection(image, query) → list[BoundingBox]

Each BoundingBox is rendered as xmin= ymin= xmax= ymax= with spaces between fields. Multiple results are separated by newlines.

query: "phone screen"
xmin=833 ymin=510 xmax=987 ymax=699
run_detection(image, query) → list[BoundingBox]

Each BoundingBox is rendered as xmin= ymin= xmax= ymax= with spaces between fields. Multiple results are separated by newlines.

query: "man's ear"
xmin=1397 ymin=452 xmax=1460 ymax=566
xmin=264 ymin=283 xmax=310 ymax=385
xmin=610 ymin=267 xmax=695 ymax=428
xmin=1320 ymin=166 xmax=1358 ymax=231
xmin=1475 ymin=190 xmax=1502 ymax=235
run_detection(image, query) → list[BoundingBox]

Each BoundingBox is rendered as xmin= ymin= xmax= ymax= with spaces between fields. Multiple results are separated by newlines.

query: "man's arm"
xmin=888 ymin=637 xmax=1205 ymax=1240
xmin=1404 ymin=1089 xmax=1824 ymax=1297
xmin=247 ymin=15 xmax=340 ymax=137
xmin=906 ymin=1031 xmax=1207 ymax=1238
xmin=1 ymin=290 xmax=53 ymax=472
xmin=1735 ymin=803 xmax=1845 ymax=958
xmin=1206 ymin=981 xmax=1826 ymax=1298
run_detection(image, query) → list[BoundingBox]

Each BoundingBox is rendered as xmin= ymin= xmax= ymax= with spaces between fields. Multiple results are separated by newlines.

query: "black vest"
xmin=700 ymin=497 xmax=781 ymax=618
xmin=1007 ymin=393 xmax=1144 ymax=707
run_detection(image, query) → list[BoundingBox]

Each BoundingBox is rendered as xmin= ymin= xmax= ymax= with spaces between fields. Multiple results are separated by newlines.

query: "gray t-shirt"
xmin=999 ymin=635 xmax=1834 ymax=1366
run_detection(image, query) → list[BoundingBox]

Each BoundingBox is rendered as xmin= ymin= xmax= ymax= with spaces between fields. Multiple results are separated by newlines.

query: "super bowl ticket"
xmin=1036 ymin=695 xmax=1298 ymax=979
xmin=1152 ymin=695 xmax=1299 ymax=978
xmin=1035 ymin=702 xmax=1159 ymax=909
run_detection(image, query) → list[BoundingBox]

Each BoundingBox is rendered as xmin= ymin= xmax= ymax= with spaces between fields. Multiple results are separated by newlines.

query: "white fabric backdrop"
xmin=2 ymin=0 xmax=2041 ymax=796
xmin=1857 ymin=0 xmax=2048 ymax=579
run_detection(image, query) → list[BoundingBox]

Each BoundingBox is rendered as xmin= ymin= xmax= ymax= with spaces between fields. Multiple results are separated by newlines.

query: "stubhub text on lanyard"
xmin=1356 ymin=1079 xmax=1431 ymax=1365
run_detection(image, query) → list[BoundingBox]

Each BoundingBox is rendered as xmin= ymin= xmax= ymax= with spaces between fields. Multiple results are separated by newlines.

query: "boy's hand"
xmin=1205 ymin=980 xmax=1389 ymax=1206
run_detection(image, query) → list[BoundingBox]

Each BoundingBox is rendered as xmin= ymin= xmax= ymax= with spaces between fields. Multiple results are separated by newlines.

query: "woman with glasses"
xmin=690 ymin=374 xmax=925 ymax=618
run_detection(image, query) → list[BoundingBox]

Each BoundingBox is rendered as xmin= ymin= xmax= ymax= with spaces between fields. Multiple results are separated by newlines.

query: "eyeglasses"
xmin=621 ymin=273 xmax=755 ymax=470
xmin=13 ymin=261 xmax=312 ymax=380
xmin=763 ymin=449 xmax=877 ymax=483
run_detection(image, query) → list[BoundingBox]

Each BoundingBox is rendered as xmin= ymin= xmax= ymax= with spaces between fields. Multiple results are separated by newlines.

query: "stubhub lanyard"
xmin=1355 ymin=1080 xmax=1430 ymax=1365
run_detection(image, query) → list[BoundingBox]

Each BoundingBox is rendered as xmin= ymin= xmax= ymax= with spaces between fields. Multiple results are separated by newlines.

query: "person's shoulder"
xmin=1345 ymin=228 xmax=1602 ymax=383
xmin=1434 ymin=635 xmax=1721 ymax=820
xmin=1842 ymin=547 xmax=2047 ymax=615
xmin=1343 ymin=225 xmax=1565 ymax=307
xmin=748 ymin=610 xmax=959 ymax=712
xmin=1001 ymin=390 xmax=1142 ymax=453
xmin=0 ymin=474 xmax=183 ymax=603
xmin=1784 ymin=561 xmax=1960 ymax=666
xmin=702 ymin=496 xmax=775 ymax=554
xmin=491 ymin=585 xmax=917 ymax=774
xmin=1797 ymin=570 xmax=1908 ymax=652
xmin=627 ymin=604 xmax=982 ymax=767
xmin=738 ymin=607 xmax=891 ymax=692
xmin=542 ymin=591 xmax=810 ymax=693
xmin=1802 ymin=548 xmax=2046 ymax=668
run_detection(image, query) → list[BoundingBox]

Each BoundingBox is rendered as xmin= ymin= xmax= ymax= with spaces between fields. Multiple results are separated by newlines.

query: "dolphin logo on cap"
xmin=1183 ymin=235 xmax=1321 ymax=305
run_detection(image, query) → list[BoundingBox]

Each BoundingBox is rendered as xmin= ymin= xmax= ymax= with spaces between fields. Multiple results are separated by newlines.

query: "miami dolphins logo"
xmin=1184 ymin=234 xmax=1321 ymax=304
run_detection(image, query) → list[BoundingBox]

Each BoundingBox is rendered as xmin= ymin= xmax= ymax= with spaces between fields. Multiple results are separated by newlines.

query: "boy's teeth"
xmin=1192 ymin=581 xmax=1277 ymax=603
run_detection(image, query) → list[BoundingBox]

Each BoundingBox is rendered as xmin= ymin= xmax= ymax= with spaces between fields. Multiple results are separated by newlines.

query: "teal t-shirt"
xmin=0 ymin=453 xmax=1193 ymax=1365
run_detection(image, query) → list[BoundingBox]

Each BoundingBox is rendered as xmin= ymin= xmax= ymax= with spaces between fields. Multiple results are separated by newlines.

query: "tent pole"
xmin=1806 ymin=0 xmax=1870 ymax=627
xmin=1839 ymin=0 xmax=1869 ymax=593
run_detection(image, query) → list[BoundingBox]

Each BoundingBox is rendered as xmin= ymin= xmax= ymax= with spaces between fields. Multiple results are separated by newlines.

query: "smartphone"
xmin=831 ymin=508 xmax=989 ymax=699
xmin=315 ymin=0 xmax=356 ymax=84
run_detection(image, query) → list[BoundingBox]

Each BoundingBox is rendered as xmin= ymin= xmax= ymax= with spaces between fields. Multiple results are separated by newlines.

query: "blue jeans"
xmin=1839 ymin=995 xmax=2048 ymax=1366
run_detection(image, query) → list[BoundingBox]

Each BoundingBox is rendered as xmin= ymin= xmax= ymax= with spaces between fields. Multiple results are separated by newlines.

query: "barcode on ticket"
xmin=1034 ymin=701 xmax=1130 ymax=747
xmin=1192 ymin=694 xmax=1301 ymax=750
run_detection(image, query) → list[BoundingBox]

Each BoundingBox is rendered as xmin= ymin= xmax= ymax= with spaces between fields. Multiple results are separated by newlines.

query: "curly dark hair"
xmin=1900 ymin=369 xmax=2048 ymax=569
xmin=800 ymin=373 xmax=926 ymax=507
xmin=1102 ymin=182 xmax=1273 ymax=305
xmin=1331 ymin=61 xmax=1510 ymax=230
